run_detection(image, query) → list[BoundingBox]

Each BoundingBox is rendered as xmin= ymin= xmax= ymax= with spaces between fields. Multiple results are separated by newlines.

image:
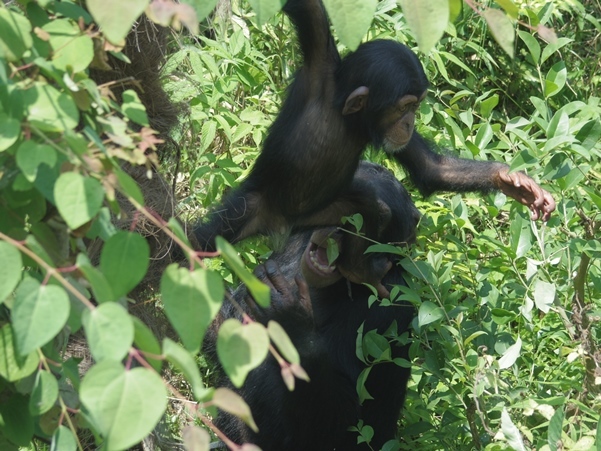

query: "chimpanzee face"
xmin=380 ymin=90 xmax=427 ymax=153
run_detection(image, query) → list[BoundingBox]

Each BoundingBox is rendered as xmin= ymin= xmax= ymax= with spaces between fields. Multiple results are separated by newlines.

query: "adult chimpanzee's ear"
xmin=376 ymin=199 xmax=392 ymax=234
xmin=342 ymin=86 xmax=369 ymax=115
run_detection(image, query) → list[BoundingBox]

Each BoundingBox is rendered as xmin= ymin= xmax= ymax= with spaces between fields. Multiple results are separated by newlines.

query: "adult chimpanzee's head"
xmin=335 ymin=40 xmax=429 ymax=153
xmin=300 ymin=162 xmax=420 ymax=288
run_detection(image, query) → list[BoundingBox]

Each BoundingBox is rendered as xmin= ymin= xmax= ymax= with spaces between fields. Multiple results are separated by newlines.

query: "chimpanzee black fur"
xmin=192 ymin=0 xmax=554 ymax=294
xmin=204 ymin=162 xmax=419 ymax=450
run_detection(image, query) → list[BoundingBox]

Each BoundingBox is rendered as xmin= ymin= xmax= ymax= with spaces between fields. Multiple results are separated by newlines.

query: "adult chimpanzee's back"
xmin=204 ymin=162 xmax=419 ymax=450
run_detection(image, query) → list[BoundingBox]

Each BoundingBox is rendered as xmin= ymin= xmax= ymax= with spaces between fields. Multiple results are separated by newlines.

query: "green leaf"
xmin=548 ymin=406 xmax=564 ymax=451
xmin=182 ymin=425 xmax=211 ymax=451
xmin=519 ymin=30 xmax=540 ymax=63
xmin=509 ymin=213 xmax=532 ymax=258
xmin=12 ymin=278 xmax=70 ymax=356
xmin=217 ymin=318 xmax=270 ymax=387
xmin=23 ymin=82 xmax=80 ymax=132
xmin=0 ymin=9 xmax=33 ymax=62
xmin=0 ymin=241 xmax=22 ymax=304
xmin=160 ymin=264 xmax=224 ymax=353
xmin=326 ymin=237 xmax=339 ymax=266
xmin=324 ymin=0 xmax=377 ymax=50
xmin=575 ymin=120 xmax=601 ymax=151
xmin=80 ymin=361 xmax=167 ymax=450
xmin=16 ymin=141 xmax=57 ymax=182
xmin=417 ymin=301 xmax=444 ymax=327
xmin=498 ymin=337 xmax=522 ymax=369
xmin=0 ymin=393 xmax=34 ymax=446
xmin=494 ymin=0 xmax=519 ymax=19
xmin=132 ymin=317 xmax=162 ymax=373
xmin=51 ymin=426 xmax=77 ymax=451
xmin=482 ymin=8 xmax=515 ymax=58
xmin=180 ymin=0 xmax=219 ymax=23
xmin=163 ymin=338 xmax=211 ymax=401
xmin=86 ymin=0 xmax=149 ymax=44
xmin=122 ymin=90 xmax=149 ymax=126
xmin=544 ymin=61 xmax=567 ymax=98
xmin=100 ymin=231 xmax=149 ymax=299
xmin=247 ymin=0 xmax=285 ymax=26
xmin=114 ymin=167 xmax=145 ymax=206
xmin=533 ymin=280 xmax=555 ymax=313
xmin=29 ymin=370 xmax=59 ymax=415
xmin=397 ymin=0 xmax=449 ymax=54
xmin=0 ymin=113 xmax=20 ymax=151
xmin=54 ymin=172 xmax=105 ymax=230
xmin=216 ymin=237 xmax=270 ymax=307
xmin=76 ymin=253 xmax=116 ymax=303
xmin=211 ymin=387 xmax=259 ymax=432
xmin=0 ymin=323 xmax=39 ymax=382
xmin=267 ymin=320 xmax=299 ymax=365
xmin=42 ymin=19 xmax=94 ymax=73
xmin=82 ymin=303 xmax=134 ymax=362
xmin=500 ymin=408 xmax=526 ymax=451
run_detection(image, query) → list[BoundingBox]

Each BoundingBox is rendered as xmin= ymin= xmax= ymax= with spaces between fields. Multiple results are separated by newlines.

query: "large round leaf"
xmin=0 ymin=9 xmax=33 ymax=62
xmin=23 ymin=82 xmax=79 ymax=132
xmin=217 ymin=318 xmax=270 ymax=388
xmin=0 ymin=323 xmax=39 ymax=382
xmin=100 ymin=231 xmax=149 ymax=299
xmin=12 ymin=278 xmax=70 ymax=356
xmin=80 ymin=362 xmax=167 ymax=450
xmin=54 ymin=172 xmax=104 ymax=230
xmin=42 ymin=19 xmax=94 ymax=73
xmin=160 ymin=265 xmax=224 ymax=353
xmin=86 ymin=0 xmax=149 ymax=44
xmin=82 ymin=302 xmax=134 ymax=362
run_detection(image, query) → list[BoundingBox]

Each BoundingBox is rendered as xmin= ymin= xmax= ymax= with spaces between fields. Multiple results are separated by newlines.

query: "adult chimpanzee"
xmin=205 ymin=161 xmax=419 ymax=450
xmin=193 ymin=0 xmax=555 ymax=295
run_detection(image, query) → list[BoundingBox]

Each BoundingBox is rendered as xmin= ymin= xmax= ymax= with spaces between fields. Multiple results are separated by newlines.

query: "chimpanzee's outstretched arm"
xmin=393 ymin=132 xmax=556 ymax=221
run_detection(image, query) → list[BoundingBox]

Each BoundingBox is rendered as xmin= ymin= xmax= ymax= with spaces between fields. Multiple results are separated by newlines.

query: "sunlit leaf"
xmin=29 ymin=370 xmax=59 ymax=415
xmin=501 ymin=408 xmax=527 ymax=451
xmin=217 ymin=318 xmax=269 ymax=387
xmin=417 ymin=301 xmax=444 ymax=327
xmin=548 ymin=406 xmax=564 ymax=451
xmin=54 ymin=172 xmax=104 ymax=230
xmin=163 ymin=338 xmax=211 ymax=401
xmin=42 ymin=19 xmax=94 ymax=73
xmin=267 ymin=320 xmax=299 ymax=365
xmin=82 ymin=302 xmax=134 ymax=362
xmin=86 ymin=0 xmax=149 ymax=44
xmin=182 ymin=425 xmax=210 ymax=451
xmin=0 ymin=9 xmax=33 ymax=62
xmin=161 ymin=265 xmax=224 ymax=353
xmin=247 ymin=0 xmax=286 ymax=26
xmin=216 ymin=237 xmax=270 ymax=307
xmin=498 ymin=337 xmax=522 ymax=369
xmin=80 ymin=362 xmax=167 ymax=450
xmin=398 ymin=0 xmax=449 ymax=54
xmin=211 ymin=387 xmax=259 ymax=432
xmin=12 ymin=278 xmax=70 ymax=356
xmin=50 ymin=426 xmax=77 ymax=451
xmin=483 ymin=8 xmax=515 ymax=58
xmin=100 ymin=231 xmax=150 ymax=299
xmin=0 ymin=324 xmax=39 ymax=382
xmin=325 ymin=0 xmax=378 ymax=50
xmin=0 ymin=241 xmax=22 ymax=304
xmin=0 ymin=113 xmax=20 ymax=151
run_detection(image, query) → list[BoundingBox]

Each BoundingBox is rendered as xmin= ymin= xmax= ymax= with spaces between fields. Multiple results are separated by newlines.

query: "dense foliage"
xmin=0 ymin=0 xmax=599 ymax=450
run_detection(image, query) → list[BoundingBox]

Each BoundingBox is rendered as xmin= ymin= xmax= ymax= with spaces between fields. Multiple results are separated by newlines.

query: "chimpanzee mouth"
xmin=304 ymin=241 xmax=339 ymax=276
